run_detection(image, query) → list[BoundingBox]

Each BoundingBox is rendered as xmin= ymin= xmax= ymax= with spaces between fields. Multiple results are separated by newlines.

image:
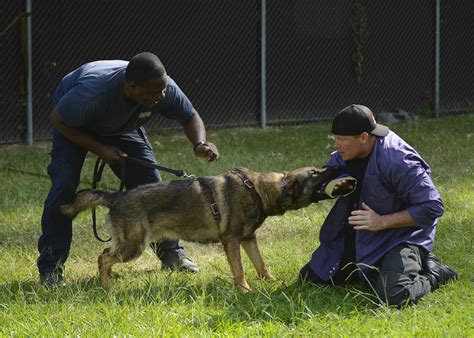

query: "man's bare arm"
xmin=50 ymin=107 xmax=126 ymax=164
xmin=179 ymin=108 xmax=219 ymax=161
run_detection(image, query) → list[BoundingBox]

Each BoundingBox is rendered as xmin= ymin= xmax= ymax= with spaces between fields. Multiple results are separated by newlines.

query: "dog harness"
xmin=231 ymin=169 xmax=267 ymax=226
xmin=197 ymin=178 xmax=221 ymax=221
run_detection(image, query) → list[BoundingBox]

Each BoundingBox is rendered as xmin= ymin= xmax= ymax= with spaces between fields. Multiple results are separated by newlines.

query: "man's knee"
xmin=373 ymin=272 xmax=413 ymax=306
xmin=371 ymin=244 xmax=428 ymax=306
xmin=299 ymin=263 xmax=326 ymax=284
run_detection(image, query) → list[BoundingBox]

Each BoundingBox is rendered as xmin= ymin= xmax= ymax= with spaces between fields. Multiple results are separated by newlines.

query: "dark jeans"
xmin=37 ymin=127 xmax=183 ymax=275
xmin=300 ymin=243 xmax=432 ymax=307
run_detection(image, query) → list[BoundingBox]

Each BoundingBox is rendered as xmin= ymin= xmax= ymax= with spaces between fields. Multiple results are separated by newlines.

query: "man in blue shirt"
xmin=38 ymin=52 xmax=220 ymax=286
xmin=300 ymin=104 xmax=457 ymax=306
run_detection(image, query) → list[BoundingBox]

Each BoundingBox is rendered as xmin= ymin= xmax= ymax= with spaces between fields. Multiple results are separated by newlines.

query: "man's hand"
xmin=98 ymin=145 xmax=127 ymax=165
xmin=349 ymin=203 xmax=416 ymax=231
xmin=194 ymin=142 xmax=219 ymax=162
xmin=348 ymin=202 xmax=385 ymax=231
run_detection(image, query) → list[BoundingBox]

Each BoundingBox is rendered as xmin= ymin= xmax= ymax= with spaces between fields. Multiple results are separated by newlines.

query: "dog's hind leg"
xmin=98 ymin=239 xmax=146 ymax=287
xmin=220 ymin=235 xmax=250 ymax=293
xmin=98 ymin=247 xmax=115 ymax=287
xmin=241 ymin=236 xmax=274 ymax=280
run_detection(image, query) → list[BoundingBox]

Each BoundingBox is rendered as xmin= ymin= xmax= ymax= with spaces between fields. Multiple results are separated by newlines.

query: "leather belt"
xmin=231 ymin=169 xmax=266 ymax=225
xmin=198 ymin=178 xmax=221 ymax=220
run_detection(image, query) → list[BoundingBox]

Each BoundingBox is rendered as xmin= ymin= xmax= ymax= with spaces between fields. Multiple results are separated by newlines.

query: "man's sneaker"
xmin=161 ymin=252 xmax=199 ymax=273
xmin=422 ymin=252 xmax=457 ymax=290
xmin=40 ymin=270 xmax=66 ymax=288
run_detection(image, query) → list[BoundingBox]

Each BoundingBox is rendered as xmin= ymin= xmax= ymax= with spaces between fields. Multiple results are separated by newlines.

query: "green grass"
xmin=1 ymin=116 xmax=473 ymax=336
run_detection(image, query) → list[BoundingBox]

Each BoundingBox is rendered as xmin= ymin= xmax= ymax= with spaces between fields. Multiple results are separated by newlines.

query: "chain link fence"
xmin=1 ymin=0 xmax=473 ymax=144
xmin=1 ymin=1 xmax=27 ymax=143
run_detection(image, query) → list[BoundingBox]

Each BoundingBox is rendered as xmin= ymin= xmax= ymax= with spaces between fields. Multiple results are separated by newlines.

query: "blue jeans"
xmin=37 ymin=127 xmax=183 ymax=275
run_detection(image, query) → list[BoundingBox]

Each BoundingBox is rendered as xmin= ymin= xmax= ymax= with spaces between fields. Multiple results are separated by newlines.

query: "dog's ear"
xmin=281 ymin=169 xmax=307 ymax=202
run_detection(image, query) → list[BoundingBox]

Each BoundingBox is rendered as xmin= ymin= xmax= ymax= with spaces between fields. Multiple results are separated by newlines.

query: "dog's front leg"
xmin=220 ymin=235 xmax=250 ymax=293
xmin=241 ymin=236 xmax=274 ymax=280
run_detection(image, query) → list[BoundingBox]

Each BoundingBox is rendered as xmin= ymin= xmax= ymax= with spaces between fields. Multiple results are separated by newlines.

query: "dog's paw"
xmin=110 ymin=271 xmax=120 ymax=278
xmin=258 ymin=272 xmax=275 ymax=281
xmin=237 ymin=284 xmax=252 ymax=294
xmin=99 ymin=277 xmax=110 ymax=288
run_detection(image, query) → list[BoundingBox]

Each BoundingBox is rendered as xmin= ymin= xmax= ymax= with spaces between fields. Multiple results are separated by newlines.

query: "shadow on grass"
xmin=217 ymin=280 xmax=385 ymax=323
xmin=0 ymin=269 xmax=386 ymax=325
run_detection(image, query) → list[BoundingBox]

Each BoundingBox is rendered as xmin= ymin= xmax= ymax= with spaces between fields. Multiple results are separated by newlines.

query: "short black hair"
xmin=125 ymin=52 xmax=166 ymax=85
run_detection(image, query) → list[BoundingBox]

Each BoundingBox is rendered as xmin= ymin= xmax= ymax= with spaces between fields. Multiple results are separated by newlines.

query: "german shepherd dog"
xmin=61 ymin=166 xmax=355 ymax=292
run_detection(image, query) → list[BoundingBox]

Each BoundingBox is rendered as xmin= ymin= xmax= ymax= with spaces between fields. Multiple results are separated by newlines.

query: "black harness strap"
xmin=231 ymin=169 xmax=267 ymax=225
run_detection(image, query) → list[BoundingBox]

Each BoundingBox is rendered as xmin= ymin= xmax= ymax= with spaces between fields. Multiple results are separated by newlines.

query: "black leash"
xmin=90 ymin=156 xmax=193 ymax=242
xmin=1 ymin=164 xmax=93 ymax=185
xmin=91 ymin=158 xmax=114 ymax=242
xmin=125 ymin=156 xmax=188 ymax=178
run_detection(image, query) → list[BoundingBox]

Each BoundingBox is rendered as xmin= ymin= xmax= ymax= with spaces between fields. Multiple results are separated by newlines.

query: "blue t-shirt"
xmin=53 ymin=60 xmax=193 ymax=136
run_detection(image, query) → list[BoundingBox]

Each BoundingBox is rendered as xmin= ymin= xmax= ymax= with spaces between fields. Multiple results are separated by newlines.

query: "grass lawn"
xmin=0 ymin=115 xmax=473 ymax=336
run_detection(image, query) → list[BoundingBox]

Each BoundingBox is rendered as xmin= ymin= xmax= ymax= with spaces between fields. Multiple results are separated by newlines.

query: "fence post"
xmin=260 ymin=0 xmax=267 ymax=128
xmin=26 ymin=0 xmax=33 ymax=144
xmin=435 ymin=0 xmax=440 ymax=117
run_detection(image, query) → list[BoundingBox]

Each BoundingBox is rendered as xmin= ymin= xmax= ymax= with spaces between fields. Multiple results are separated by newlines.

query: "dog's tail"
xmin=60 ymin=189 xmax=120 ymax=218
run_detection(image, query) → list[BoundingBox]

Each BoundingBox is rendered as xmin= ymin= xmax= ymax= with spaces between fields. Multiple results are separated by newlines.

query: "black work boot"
xmin=422 ymin=252 xmax=457 ymax=290
xmin=160 ymin=252 xmax=199 ymax=273
xmin=40 ymin=269 xmax=66 ymax=288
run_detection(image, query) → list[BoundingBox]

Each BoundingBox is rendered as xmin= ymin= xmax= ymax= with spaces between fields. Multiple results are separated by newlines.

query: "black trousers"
xmin=300 ymin=243 xmax=432 ymax=307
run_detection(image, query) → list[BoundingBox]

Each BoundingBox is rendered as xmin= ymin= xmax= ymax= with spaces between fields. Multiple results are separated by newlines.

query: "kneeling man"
xmin=300 ymin=104 xmax=457 ymax=307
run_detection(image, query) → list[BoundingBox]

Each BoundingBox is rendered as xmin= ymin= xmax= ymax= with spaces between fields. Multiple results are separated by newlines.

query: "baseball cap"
xmin=331 ymin=104 xmax=389 ymax=137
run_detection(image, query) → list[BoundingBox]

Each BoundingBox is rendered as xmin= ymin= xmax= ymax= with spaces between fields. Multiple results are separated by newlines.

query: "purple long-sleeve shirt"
xmin=309 ymin=131 xmax=444 ymax=280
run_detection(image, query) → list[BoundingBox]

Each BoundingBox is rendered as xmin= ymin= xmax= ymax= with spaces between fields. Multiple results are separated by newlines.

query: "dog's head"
xmin=279 ymin=166 xmax=354 ymax=210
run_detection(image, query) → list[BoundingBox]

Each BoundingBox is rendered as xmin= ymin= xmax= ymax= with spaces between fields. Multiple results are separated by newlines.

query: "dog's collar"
xmin=231 ymin=169 xmax=267 ymax=225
